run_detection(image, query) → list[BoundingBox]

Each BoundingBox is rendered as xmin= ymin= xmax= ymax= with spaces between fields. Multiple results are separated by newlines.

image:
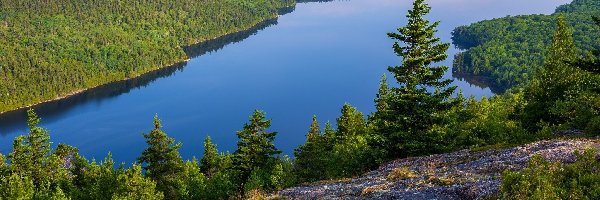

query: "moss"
xmin=387 ymin=167 xmax=418 ymax=181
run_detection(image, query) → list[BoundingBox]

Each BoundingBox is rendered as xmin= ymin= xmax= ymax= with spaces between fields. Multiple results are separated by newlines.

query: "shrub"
xmin=501 ymin=149 xmax=600 ymax=200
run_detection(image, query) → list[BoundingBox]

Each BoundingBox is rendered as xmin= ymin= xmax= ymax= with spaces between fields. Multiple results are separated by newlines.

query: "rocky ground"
xmin=270 ymin=139 xmax=600 ymax=200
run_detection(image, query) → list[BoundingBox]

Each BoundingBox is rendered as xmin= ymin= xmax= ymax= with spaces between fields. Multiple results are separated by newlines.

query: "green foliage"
xmin=447 ymin=92 xmax=531 ymax=148
xmin=233 ymin=110 xmax=282 ymax=194
xmin=501 ymin=150 xmax=600 ymax=200
xmin=295 ymin=104 xmax=376 ymax=181
xmin=519 ymin=15 xmax=600 ymax=132
xmin=452 ymin=0 xmax=600 ymax=90
xmin=8 ymin=109 xmax=58 ymax=187
xmin=293 ymin=116 xmax=328 ymax=183
xmin=112 ymin=164 xmax=163 ymax=200
xmin=200 ymin=136 xmax=219 ymax=178
xmin=522 ymin=15 xmax=590 ymax=132
xmin=374 ymin=0 xmax=458 ymax=159
xmin=585 ymin=116 xmax=600 ymax=135
xmin=0 ymin=0 xmax=295 ymax=113
xmin=138 ymin=115 xmax=184 ymax=199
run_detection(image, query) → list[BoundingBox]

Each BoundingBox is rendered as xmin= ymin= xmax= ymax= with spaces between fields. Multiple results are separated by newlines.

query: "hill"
xmin=272 ymin=139 xmax=600 ymax=199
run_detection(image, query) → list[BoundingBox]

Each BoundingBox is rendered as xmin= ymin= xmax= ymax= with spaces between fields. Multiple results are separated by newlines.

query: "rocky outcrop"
xmin=272 ymin=139 xmax=600 ymax=200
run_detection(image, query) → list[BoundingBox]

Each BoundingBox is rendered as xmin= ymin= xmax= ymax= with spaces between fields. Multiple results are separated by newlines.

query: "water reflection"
xmin=452 ymin=72 xmax=506 ymax=94
xmin=0 ymin=15 xmax=282 ymax=136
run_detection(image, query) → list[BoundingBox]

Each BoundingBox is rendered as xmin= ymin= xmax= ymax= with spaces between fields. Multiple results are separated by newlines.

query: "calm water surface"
xmin=0 ymin=0 xmax=570 ymax=163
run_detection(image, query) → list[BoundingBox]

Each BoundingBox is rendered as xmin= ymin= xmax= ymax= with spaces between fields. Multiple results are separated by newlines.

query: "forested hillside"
xmin=452 ymin=0 xmax=600 ymax=91
xmin=0 ymin=0 xmax=294 ymax=113
xmin=1 ymin=0 xmax=599 ymax=199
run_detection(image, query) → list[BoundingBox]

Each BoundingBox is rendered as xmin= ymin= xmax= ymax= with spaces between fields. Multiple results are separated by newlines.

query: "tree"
xmin=375 ymin=0 xmax=457 ymax=158
xmin=571 ymin=16 xmax=600 ymax=74
xmin=374 ymin=74 xmax=390 ymax=113
xmin=112 ymin=164 xmax=164 ymax=200
xmin=523 ymin=15 xmax=582 ymax=130
xmin=233 ymin=110 xmax=281 ymax=194
xmin=293 ymin=115 xmax=326 ymax=183
xmin=137 ymin=115 xmax=184 ymax=199
xmin=200 ymin=136 xmax=219 ymax=178
xmin=8 ymin=109 xmax=53 ymax=186
xmin=336 ymin=104 xmax=368 ymax=140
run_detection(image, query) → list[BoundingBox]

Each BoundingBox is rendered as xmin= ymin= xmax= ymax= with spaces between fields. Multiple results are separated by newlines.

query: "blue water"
xmin=0 ymin=0 xmax=570 ymax=164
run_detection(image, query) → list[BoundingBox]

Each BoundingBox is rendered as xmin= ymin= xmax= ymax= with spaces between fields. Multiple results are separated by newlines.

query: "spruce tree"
xmin=307 ymin=115 xmax=321 ymax=142
xmin=375 ymin=74 xmax=390 ymax=113
xmin=200 ymin=136 xmax=219 ymax=178
xmin=137 ymin=115 xmax=184 ymax=199
xmin=376 ymin=0 xmax=457 ymax=158
xmin=523 ymin=15 xmax=581 ymax=130
xmin=571 ymin=16 xmax=600 ymax=74
xmin=293 ymin=115 xmax=325 ymax=183
xmin=8 ymin=109 xmax=52 ymax=186
xmin=233 ymin=110 xmax=281 ymax=194
xmin=336 ymin=104 xmax=367 ymax=140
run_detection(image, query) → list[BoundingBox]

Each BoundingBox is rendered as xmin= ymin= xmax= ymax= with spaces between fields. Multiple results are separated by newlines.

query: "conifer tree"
xmin=138 ymin=115 xmax=184 ymax=199
xmin=233 ymin=110 xmax=281 ymax=194
xmin=523 ymin=15 xmax=581 ymax=130
xmin=200 ymin=136 xmax=219 ymax=178
xmin=307 ymin=115 xmax=321 ymax=142
xmin=113 ymin=164 xmax=164 ymax=200
xmin=293 ymin=115 xmax=326 ymax=183
xmin=571 ymin=16 xmax=600 ymax=74
xmin=375 ymin=74 xmax=390 ymax=113
xmin=8 ymin=109 xmax=52 ymax=186
xmin=376 ymin=0 xmax=457 ymax=158
xmin=336 ymin=104 xmax=367 ymax=140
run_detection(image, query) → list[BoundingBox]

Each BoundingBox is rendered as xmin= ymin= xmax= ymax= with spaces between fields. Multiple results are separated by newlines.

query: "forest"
xmin=452 ymin=0 xmax=600 ymax=91
xmin=0 ymin=0 xmax=295 ymax=113
xmin=1 ymin=0 xmax=600 ymax=199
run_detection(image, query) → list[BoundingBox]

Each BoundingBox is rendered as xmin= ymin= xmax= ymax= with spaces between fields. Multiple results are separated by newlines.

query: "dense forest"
xmin=0 ymin=0 xmax=295 ymax=113
xmin=1 ymin=0 xmax=600 ymax=199
xmin=452 ymin=0 xmax=600 ymax=91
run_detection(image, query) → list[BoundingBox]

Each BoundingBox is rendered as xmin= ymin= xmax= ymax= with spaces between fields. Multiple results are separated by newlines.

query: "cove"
xmin=0 ymin=0 xmax=570 ymax=164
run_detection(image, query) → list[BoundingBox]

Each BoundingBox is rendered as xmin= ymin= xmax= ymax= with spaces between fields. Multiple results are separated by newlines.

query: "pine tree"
xmin=336 ymin=104 xmax=367 ymax=140
xmin=8 ymin=109 xmax=52 ymax=186
xmin=523 ymin=14 xmax=581 ymax=130
xmin=113 ymin=164 xmax=164 ymax=200
xmin=137 ymin=115 xmax=184 ymax=199
xmin=375 ymin=74 xmax=390 ymax=113
xmin=200 ymin=136 xmax=219 ymax=178
xmin=376 ymin=0 xmax=457 ymax=158
xmin=571 ymin=16 xmax=600 ymax=74
xmin=293 ymin=115 xmax=325 ymax=183
xmin=233 ymin=110 xmax=281 ymax=194
xmin=307 ymin=115 xmax=321 ymax=142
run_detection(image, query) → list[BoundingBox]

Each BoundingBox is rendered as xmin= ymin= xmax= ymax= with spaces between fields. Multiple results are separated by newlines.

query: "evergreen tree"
xmin=0 ymin=153 xmax=5 ymax=175
xmin=8 ymin=109 xmax=53 ymax=186
xmin=375 ymin=74 xmax=390 ymax=113
xmin=200 ymin=136 xmax=219 ymax=178
xmin=233 ymin=110 xmax=281 ymax=194
xmin=375 ymin=0 xmax=457 ymax=158
xmin=307 ymin=115 xmax=321 ymax=142
xmin=571 ymin=16 xmax=600 ymax=74
xmin=137 ymin=115 xmax=184 ymax=199
xmin=113 ymin=164 xmax=164 ymax=200
xmin=336 ymin=104 xmax=368 ymax=140
xmin=523 ymin=15 xmax=582 ymax=130
xmin=293 ymin=115 xmax=326 ymax=183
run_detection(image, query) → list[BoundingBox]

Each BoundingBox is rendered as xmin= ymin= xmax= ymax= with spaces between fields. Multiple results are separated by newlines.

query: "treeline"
xmin=451 ymin=0 xmax=600 ymax=91
xmin=1 ymin=0 xmax=599 ymax=199
xmin=0 ymin=0 xmax=294 ymax=113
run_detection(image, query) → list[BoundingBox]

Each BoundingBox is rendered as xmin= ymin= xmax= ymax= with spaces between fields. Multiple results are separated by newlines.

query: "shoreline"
xmin=0 ymin=13 xmax=286 ymax=116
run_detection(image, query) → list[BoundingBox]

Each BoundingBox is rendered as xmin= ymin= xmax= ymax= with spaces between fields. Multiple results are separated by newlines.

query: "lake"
xmin=0 ymin=0 xmax=570 ymax=164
